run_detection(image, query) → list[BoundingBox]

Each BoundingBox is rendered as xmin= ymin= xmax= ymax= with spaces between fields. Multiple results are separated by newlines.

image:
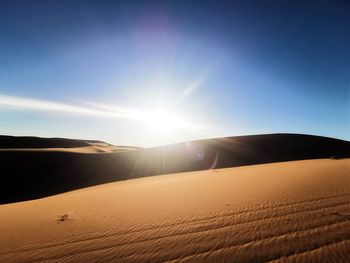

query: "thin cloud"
xmin=0 ymin=94 xmax=124 ymax=117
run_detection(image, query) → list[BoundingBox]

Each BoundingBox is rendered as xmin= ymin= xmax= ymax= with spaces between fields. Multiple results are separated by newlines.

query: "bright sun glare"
xmin=140 ymin=108 xmax=192 ymax=133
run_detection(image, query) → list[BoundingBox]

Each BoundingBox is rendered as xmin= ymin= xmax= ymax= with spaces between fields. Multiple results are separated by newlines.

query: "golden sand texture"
xmin=0 ymin=158 xmax=349 ymax=262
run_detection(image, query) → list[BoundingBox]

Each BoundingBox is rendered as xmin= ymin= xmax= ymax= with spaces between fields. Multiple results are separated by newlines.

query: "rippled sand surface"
xmin=0 ymin=158 xmax=349 ymax=262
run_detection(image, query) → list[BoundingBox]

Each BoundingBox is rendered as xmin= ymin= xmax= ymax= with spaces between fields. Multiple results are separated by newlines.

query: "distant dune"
xmin=0 ymin=134 xmax=349 ymax=204
xmin=0 ymin=135 xmax=140 ymax=153
xmin=0 ymin=135 xmax=104 ymax=148
xmin=0 ymin=158 xmax=349 ymax=262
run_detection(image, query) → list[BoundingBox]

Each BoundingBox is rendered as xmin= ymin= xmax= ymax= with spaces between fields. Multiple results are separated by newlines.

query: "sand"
xmin=0 ymin=137 xmax=139 ymax=153
xmin=0 ymin=158 xmax=349 ymax=262
xmin=0 ymin=145 xmax=136 ymax=153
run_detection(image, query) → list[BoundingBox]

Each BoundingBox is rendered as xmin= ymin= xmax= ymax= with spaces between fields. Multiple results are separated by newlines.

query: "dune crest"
xmin=1 ymin=133 xmax=349 ymax=204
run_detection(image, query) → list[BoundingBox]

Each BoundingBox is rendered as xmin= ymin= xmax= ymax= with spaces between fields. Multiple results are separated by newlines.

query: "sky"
xmin=0 ymin=0 xmax=349 ymax=146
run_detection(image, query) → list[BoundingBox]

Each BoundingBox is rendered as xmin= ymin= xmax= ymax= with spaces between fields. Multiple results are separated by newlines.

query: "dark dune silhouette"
xmin=0 ymin=135 xmax=108 ymax=148
xmin=0 ymin=133 xmax=349 ymax=204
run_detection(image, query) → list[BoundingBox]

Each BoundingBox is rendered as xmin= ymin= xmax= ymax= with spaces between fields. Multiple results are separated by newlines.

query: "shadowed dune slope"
xmin=0 ymin=159 xmax=349 ymax=262
xmin=0 ymin=135 xmax=141 ymax=153
xmin=0 ymin=135 xmax=101 ymax=148
xmin=0 ymin=134 xmax=349 ymax=204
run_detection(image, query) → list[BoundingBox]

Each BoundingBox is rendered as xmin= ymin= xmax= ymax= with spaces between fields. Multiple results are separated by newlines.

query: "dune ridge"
xmin=1 ymin=133 xmax=349 ymax=204
xmin=0 ymin=135 xmax=101 ymax=148
xmin=0 ymin=135 xmax=140 ymax=153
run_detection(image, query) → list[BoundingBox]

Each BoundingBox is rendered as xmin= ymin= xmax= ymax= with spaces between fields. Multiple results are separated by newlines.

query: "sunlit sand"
xmin=0 ymin=158 xmax=349 ymax=262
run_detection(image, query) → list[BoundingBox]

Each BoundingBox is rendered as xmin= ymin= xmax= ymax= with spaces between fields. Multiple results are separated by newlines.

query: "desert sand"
xmin=0 ymin=158 xmax=349 ymax=262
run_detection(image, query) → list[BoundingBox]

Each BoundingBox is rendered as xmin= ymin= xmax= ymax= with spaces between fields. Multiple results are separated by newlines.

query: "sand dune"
xmin=0 ymin=134 xmax=349 ymax=262
xmin=0 ymin=146 xmax=137 ymax=153
xmin=0 ymin=135 xmax=100 ymax=148
xmin=0 ymin=158 xmax=349 ymax=262
xmin=1 ymin=134 xmax=349 ymax=204
xmin=0 ymin=135 xmax=140 ymax=153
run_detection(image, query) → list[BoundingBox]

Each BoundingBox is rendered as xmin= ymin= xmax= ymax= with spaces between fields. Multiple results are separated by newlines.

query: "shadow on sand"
xmin=1 ymin=134 xmax=349 ymax=204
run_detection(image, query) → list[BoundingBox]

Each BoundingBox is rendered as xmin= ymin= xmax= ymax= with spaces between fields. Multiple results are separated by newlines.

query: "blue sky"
xmin=0 ymin=0 xmax=349 ymax=146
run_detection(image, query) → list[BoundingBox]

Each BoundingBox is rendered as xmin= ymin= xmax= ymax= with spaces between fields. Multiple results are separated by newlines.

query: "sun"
xmin=140 ymin=108 xmax=193 ymax=133
xmin=84 ymin=102 xmax=199 ymax=135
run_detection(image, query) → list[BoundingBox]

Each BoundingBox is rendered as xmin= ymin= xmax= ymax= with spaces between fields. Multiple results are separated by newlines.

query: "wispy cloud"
xmin=0 ymin=94 xmax=127 ymax=118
